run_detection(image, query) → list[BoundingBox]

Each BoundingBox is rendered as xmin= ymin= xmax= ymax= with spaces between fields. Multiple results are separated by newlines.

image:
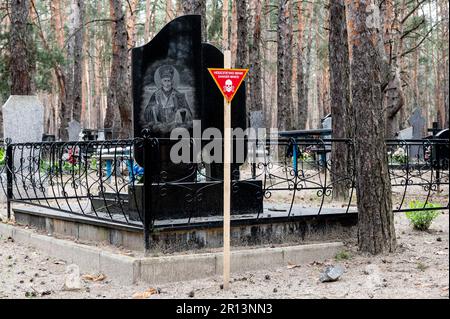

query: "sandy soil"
xmin=0 ymin=210 xmax=448 ymax=299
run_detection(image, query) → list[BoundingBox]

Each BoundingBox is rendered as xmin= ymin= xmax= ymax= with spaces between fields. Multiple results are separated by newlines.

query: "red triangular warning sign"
xmin=208 ymin=68 xmax=249 ymax=103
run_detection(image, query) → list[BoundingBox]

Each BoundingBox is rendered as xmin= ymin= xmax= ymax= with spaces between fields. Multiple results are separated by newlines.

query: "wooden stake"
xmin=223 ymin=49 xmax=231 ymax=290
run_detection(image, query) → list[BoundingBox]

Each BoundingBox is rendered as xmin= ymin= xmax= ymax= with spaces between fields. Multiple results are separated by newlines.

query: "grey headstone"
xmin=322 ymin=116 xmax=332 ymax=141
xmin=396 ymin=126 xmax=413 ymax=140
xmin=1 ymin=96 xmax=48 ymax=202
xmin=97 ymin=129 xmax=105 ymax=141
xmin=2 ymin=95 xmax=44 ymax=143
xmin=409 ymin=107 xmax=425 ymax=139
xmin=408 ymin=108 xmax=425 ymax=159
xmin=248 ymin=111 xmax=266 ymax=162
xmin=322 ymin=117 xmax=332 ymax=130
xmin=67 ymin=120 xmax=82 ymax=141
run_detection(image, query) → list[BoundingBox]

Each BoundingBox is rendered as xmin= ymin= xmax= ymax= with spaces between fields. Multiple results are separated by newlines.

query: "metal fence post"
xmin=431 ymin=122 xmax=441 ymax=187
xmin=5 ymin=138 xmax=13 ymax=220
xmin=142 ymin=131 xmax=152 ymax=254
xmin=251 ymin=140 xmax=256 ymax=179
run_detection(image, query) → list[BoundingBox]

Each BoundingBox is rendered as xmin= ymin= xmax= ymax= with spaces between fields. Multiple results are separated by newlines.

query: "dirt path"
xmin=0 ymin=211 xmax=448 ymax=299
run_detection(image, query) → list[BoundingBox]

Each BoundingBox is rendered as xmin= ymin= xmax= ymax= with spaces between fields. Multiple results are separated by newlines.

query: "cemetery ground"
xmin=0 ymin=204 xmax=448 ymax=299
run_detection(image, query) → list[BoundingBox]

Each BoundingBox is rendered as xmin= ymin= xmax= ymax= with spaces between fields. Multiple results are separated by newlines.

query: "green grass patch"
xmin=417 ymin=262 xmax=429 ymax=272
xmin=335 ymin=250 xmax=351 ymax=261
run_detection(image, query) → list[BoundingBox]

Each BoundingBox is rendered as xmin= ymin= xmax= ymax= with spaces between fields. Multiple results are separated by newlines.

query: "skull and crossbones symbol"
xmin=223 ymin=79 xmax=235 ymax=93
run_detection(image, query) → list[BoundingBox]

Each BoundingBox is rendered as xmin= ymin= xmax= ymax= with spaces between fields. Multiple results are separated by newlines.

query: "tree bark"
xmin=385 ymin=68 xmax=405 ymax=137
xmin=442 ymin=0 xmax=449 ymax=127
xmin=329 ymin=0 xmax=352 ymax=201
xmin=165 ymin=0 xmax=174 ymax=23
xmin=383 ymin=0 xmax=405 ymax=138
xmin=71 ymin=0 xmax=85 ymax=124
xmin=296 ymin=0 xmax=307 ymax=129
xmin=48 ymin=0 xmax=69 ymax=140
xmin=231 ymin=0 xmax=237 ymax=65
xmin=182 ymin=0 xmax=207 ymax=41
xmin=235 ymin=0 xmax=248 ymax=69
xmin=277 ymin=0 xmax=293 ymax=131
xmin=303 ymin=2 xmax=315 ymax=128
xmin=347 ymin=0 xmax=396 ymax=255
xmin=63 ymin=0 xmax=85 ymax=138
xmin=50 ymin=0 xmax=65 ymax=49
xmin=105 ymin=0 xmax=132 ymax=138
xmin=249 ymin=0 xmax=262 ymax=115
xmin=144 ymin=0 xmax=152 ymax=42
xmin=10 ymin=0 xmax=34 ymax=95
xmin=126 ymin=0 xmax=138 ymax=49
xmin=435 ymin=0 xmax=446 ymax=128
xmin=222 ymin=0 xmax=229 ymax=50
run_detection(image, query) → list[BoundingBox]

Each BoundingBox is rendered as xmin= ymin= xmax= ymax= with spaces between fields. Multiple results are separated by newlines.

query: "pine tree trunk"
xmin=222 ymin=0 xmax=229 ymax=50
xmin=144 ymin=0 xmax=152 ymax=42
xmin=329 ymin=0 xmax=352 ymax=201
xmin=442 ymin=0 xmax=449 ymax=127
xmin=64 ymin=0 xmax=76 ymax=136
xmin=231 ymin=0 xmax=237 ymax=65
xmin=235 ymin=0 xmax=248 ymax=69
xmin=296 ymin=0 xmax=306 ymax=129
xmin=10 ymin=0 xmax=34 ymax=95
xmin=105 ymin=0 xmax=132 ymax=138
xmin=176 ymin=0 xmax=184 ymax=16
xmin=435 ymin=0 xmax=445 ymax=128
xmin=126 ymin=0 xmax=138 ymax=49
xmin=303 ymin=2 xmax=315 ymax=128
xmin=70 ymin=0 xmax=85 ymax=124
xmin=182 ymin=0 xmax=207 ymax=41
xmin=165 ymin=0 xmax=173 ymax=23
xmin=348 ymin=0 xmax=396 ymax=255
xmin=49 ymin=0 xmax=68 ymax=140
xmin=286 ymin=1 xmax=294 ymax=127
xmin=277 ymin=0 xmax=293 ymax=131
xmin=249 ymin=0 xmax=262 ymax=115
xmin=384 ymin=0 xmax=405 ymax=138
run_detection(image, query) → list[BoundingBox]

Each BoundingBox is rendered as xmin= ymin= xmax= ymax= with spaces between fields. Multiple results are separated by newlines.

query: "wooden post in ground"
xmin=223 ymin=49 xmax=231 ymax=290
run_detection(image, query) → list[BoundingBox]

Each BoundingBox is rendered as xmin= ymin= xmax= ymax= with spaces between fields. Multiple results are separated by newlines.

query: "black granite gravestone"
xmin=126 ymin=15 xmax=261 ymax=221
xmin=132 ymin=15 xmax=248 ymax=180
xmin=132 ymin=15 xmax=202 ymax=138
xmin=132 ymin=15 xmax=202 ymax=181
xmin=434 ymin=129 xmax=449 ymax=169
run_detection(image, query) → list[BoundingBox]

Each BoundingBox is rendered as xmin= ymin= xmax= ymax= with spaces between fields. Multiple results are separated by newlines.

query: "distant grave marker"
xmin=67 ymin=120 xmax=82 ymax=141
xmin=396 ymin=126 xmax=413 ymax=140
xmin=1 ymin=95 xmax=46 ymax=199
xmin=2 ymin=95 xmax=44 ymax=144
xmin=408 ymin=107 xmax=425 ymax=159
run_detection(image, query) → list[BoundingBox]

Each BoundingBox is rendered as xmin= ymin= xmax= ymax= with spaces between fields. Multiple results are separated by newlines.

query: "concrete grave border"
xmin=0 ymin=222 xmax=344 ymax=286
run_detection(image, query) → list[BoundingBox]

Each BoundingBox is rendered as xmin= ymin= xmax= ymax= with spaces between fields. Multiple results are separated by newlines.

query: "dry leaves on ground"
xmin=287 ymin=262 xmax=301 ymax=269
xmin=81 ymin=273 xmax=106 ymax=282
xmin=132 ymin=288 xmax=159 ymax=299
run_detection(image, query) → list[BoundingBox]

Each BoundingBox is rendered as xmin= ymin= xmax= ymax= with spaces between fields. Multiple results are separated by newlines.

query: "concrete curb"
xmin=0 ymin=222 xmax=344 ymax=286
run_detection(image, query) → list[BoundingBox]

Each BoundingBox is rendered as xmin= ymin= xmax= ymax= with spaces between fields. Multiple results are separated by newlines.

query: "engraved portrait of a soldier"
xmin=142 ymin=65 xmax=193 ymax=134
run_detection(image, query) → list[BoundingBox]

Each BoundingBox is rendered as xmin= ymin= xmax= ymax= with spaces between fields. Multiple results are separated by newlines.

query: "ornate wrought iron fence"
xmin=0 ymin=137 xmax=448 ymax=239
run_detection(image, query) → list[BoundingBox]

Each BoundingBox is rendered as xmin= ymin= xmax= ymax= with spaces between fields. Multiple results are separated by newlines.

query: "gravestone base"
xmin=12 ymin=203 xmax=358 ymax=252
xmin=128 ymin=180 xmax=263 ymax=221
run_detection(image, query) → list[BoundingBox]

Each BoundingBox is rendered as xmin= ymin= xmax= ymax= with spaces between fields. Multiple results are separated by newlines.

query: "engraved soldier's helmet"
xmin=159 ymin=65 xmax=174 ymax=80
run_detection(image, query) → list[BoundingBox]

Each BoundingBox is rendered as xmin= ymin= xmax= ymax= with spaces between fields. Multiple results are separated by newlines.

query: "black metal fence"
xmin=0 ymin=136 xmax=448 ymax=246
